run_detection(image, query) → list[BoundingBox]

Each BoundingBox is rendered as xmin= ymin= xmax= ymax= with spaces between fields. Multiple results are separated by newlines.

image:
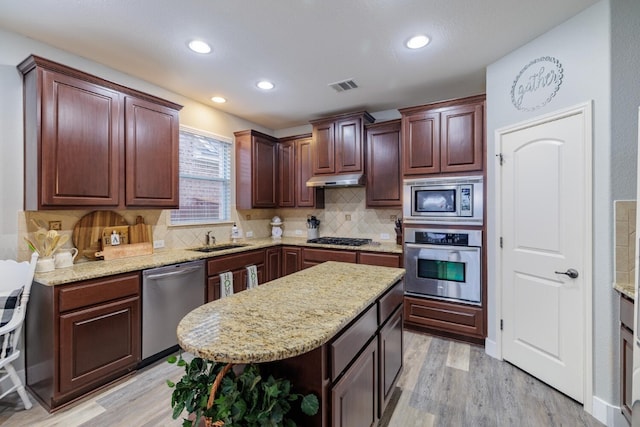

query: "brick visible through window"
xmin=170 ymin=127 xmax=231 ymax=225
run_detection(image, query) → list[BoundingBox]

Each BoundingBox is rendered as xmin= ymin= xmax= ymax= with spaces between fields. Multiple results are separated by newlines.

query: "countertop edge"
xmin=34 ymin=237 xmax=403 ymax=286
xmin=614 ymin=282 xmax=635 ymax=300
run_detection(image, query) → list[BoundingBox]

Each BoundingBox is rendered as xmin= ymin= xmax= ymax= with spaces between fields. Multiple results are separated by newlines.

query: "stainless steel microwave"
xmin=403 ymin=176 xmax=483 ymax=225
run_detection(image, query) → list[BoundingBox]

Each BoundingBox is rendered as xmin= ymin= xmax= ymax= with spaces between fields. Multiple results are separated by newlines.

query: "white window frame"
xmin=170 ymin=125 xmax=232 ymax=226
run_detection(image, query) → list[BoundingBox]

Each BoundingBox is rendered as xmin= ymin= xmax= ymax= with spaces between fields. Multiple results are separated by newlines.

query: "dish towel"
xmin=246 ymin=265 xmax=259 ymax=289
xmin=219 ymin=271 xmax=234 ymax=298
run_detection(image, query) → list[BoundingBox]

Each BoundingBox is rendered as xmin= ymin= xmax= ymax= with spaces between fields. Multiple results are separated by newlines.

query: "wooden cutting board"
xmin=72 ymin=211 xmax=128 ymax=261
xmin=129 ymin=216 xmax=152 ymax=244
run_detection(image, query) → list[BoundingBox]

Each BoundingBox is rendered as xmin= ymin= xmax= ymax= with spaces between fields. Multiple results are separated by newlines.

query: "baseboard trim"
xmin=484 ymin=338 xmax=500 ymax=359
xmin=592 ymin=395 xmax=627 ymax=427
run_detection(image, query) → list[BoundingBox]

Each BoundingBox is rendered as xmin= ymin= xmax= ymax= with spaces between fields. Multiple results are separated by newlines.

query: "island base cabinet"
xmin=59 ymin=296 xmax=140 ymax=395
xmin=379 ymin=307 xmax=403 ymax=416
xmin=332 ymin=337 xmax=379 ymax=427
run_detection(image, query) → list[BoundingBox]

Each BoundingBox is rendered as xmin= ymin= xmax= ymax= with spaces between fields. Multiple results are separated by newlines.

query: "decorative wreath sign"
xmin=511 ymin=56 xmax=564 ymax=112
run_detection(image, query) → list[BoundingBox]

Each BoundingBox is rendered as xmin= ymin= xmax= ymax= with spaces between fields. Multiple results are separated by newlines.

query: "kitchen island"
xmin=177 ymin=261 xmax=405 ymax=427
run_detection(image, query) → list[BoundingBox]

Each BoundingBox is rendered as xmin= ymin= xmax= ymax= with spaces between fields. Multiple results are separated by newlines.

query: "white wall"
xmin=487 ymin=0 xmax=639 ymax=421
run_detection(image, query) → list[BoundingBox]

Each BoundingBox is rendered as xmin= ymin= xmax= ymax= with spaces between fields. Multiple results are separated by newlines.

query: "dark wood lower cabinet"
xmin=26 ymin=272 xmax=141 ymax=411
xmin=404 ymin=295 xmax=485 ymax=341
xmin=265 ymin=247 xmax=281 ymax=282
xmin=302 ymin=248 xmax=357 ymax=269
xmin=59 ymin=296 xmax=140 ymax=394
xmin=379 ymin=306 xmax=403 ymax=416
xmin=332 ymin=337 xmax=379 ymax=427
xmin=620 ymin=294 xmax=634 ymax=423
xmin=206 ymin=249 xmax=265 ymax=301
xmin=282 ymin=246 xmax=302 ymax=276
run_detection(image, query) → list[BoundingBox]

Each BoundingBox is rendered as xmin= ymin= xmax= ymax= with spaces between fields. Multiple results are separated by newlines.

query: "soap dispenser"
xmin=231 ymin=222 xmax=240 ymax=242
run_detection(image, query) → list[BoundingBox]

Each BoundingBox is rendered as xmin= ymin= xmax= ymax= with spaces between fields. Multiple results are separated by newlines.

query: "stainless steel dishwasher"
xmin=142 ymin=260 xmax=205 ymax=362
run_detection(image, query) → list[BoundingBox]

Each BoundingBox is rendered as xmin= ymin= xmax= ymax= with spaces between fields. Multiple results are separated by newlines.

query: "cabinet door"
xmin=404 ymin=296 xmax=485 ymax=339
xmin=402 ymin=110 xmax=440 ymax=175
xmin=278 ymin=140 xmax=296 ymax=207
xmin=312 ymin=121 xmax=335 ymax=174
xmin=40 ymin=69 xmax=121 ymax=207
xmin=124 ymin=96 xmax=179 ymax=207
xmin=335 ymin=116 xmax=363 ymax=173
xmin=59 ymin=296 xmax=140 ymax=394
xmin=332 ymin=337 xmax=378 ymax=427
xmin=265 ymin=247 xmax=282 ymax=282
xmin=296 ymin=137 xmax=316 ymax=207
xmin=379 ymin=307 xmax=403 ymax=416
xmin=366 ymin=121 xmax=401 ymax=207
xmin=440 ymin=102 xmax=484 ymax=173
xmin=253 ymin=135 xmax=278 ymax=207
xmin=621 ymin=325 xmax=633 ymax=422
xmin=282 ymin=246 xmax=302 ymax=276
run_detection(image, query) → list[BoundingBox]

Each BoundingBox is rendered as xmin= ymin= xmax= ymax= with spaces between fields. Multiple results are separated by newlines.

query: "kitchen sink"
xmin=191 ymin=244 xmax=248 ymax=253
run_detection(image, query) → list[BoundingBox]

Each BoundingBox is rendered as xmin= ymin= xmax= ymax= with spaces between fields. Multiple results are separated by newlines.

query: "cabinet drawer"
xmin=358 ymin=252 xmax=401 ymax=268
xmin=331 ymin=304 xmax=377 ymax=380
xmin=620 ymin=294 xmax=634 ymax=331
xmin=58 ymin=273 xmax=140 ymax=313
xmin=207 ymin=249 xmax=265 ymax=274
xmin=303 ymin=248 xmax=357 ymax=264
xmin=378 ymin=280 xmax=404 ymax=325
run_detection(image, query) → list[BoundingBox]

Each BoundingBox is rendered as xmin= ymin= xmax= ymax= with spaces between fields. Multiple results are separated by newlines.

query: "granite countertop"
xmin=33 ymin=237 xmax=403 ymax=286
xmin=614 ymin=282 xmax=635 ymax=300
xmin=177 ymin=261 xmax=405 ymax=363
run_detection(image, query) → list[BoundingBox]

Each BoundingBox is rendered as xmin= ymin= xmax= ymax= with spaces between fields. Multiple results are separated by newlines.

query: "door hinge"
xmin=496 ymin=153 xmax=504 ymax=165
xmin=500 ymin=237 xmax=503 ymax=248
xmin=500 ymin=319 xmax=504 ymax=330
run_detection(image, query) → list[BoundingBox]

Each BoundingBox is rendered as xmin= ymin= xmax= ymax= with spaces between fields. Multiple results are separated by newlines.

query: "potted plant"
xmin=167 ymin=354 xmax=319 ymax=427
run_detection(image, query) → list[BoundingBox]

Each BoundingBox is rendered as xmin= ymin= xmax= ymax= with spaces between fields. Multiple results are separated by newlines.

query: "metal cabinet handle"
xmin=554 ymin=268 xmax=579 ymax=279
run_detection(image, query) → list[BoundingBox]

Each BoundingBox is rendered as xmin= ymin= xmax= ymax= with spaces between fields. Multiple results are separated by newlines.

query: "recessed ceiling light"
xmin=406 ymin=35 xmax=430 ymax=50
xmin=188 ymin=40 xmax=212 ymax=54
xmin=211 ymin=96 xmax=227 ymax=103
xmin=256 ymin=80 xmax=275 ymax=90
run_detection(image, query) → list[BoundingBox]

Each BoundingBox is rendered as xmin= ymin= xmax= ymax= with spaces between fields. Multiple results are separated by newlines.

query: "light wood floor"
xmin=0 ymin=330 xmax=604 ymax=426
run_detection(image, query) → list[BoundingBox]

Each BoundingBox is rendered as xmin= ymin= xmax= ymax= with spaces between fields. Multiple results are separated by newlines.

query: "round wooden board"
xmin=72 ymin=211 xmax=128 ymax=261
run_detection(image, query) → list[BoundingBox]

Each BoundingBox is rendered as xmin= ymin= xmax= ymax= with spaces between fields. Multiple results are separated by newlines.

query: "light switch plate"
xmin=153 ymin=240 xmax=165 ymax=249
xmin=246 ymin=231 xmax=253 ymax=237
xmin=380 ymin=233 xmax=390 ymax=240
xmin=295 ymin=230 xmax=303 ymax=235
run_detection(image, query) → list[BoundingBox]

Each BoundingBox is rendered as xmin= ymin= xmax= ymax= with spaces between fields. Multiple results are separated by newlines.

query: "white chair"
xmin=0 ymin=252 xmax=38 ymax=410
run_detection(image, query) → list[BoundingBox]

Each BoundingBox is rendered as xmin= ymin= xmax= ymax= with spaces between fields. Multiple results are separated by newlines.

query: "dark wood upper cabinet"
xmin=366 ymin=120 xmax=402 ymax=207
xmin=278 ymin=139 xmax=296 ymax=208
xmin=278 ymin=134 xmax=323 ymax=208
xmin=440 ymin=102 xmax=484 ymax=173
xmin=124 ymin=96 xmax=179 ymax=208
xmin=234 ymin=130 xmax=278 ymax=209
xmin=310 ymin=111 xmax=374 ymax=176
xmin=400 ymin=95 xmax=485 ymax=176
xmin=18 ymin=55 xmax=182 ymax=210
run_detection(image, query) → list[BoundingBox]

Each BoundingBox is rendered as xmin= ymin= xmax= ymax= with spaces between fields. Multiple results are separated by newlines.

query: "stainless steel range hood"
xmin=306 ymin=173 xmax=365 ymax=188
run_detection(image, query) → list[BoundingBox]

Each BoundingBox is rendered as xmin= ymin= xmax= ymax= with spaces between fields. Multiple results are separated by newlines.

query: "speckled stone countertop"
xmin=614 ymin=282 xmax=635 ymax=300
xmin=176 ymin=261 xmax=405 ymax=363
xmin=33 ymin=237 xmax=403 ymax=286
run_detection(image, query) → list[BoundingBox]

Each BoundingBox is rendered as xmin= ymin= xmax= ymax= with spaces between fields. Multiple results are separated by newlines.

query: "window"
xmin=171 ymin=127 xmax=232 ymax=225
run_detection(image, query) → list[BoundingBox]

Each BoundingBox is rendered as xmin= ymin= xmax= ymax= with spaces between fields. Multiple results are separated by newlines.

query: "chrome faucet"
xmin=205 ymin=231 xmax=215 ymax=246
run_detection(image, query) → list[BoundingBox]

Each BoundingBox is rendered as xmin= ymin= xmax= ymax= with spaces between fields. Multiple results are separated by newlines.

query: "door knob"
xmin=554 ymin=268 xmax=579 ymax=279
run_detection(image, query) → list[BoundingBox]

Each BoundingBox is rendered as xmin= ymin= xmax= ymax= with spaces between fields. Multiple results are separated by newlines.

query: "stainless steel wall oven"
xmin=404 ymin=228 xmax=482 ymax=305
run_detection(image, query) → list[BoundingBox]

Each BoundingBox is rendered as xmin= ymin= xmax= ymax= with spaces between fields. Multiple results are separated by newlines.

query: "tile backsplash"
xmin=17 ymin=187 xmax=402 ymax=262
xmin=614 ymin=200 xmax=637 ymax=285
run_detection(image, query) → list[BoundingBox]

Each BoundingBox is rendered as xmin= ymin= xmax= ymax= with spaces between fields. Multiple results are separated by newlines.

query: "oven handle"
xmin=405 ymin=242 xmax=481 ymax=252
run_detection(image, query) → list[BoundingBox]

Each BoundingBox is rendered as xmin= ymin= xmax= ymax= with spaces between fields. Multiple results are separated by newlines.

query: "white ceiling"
xmin=0 ymin=0 xmax=598 ymax=130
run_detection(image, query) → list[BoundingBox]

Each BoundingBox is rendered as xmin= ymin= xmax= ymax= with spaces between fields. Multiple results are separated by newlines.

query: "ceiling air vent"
xmin=329 ymin=79 xmax=358 ymax=93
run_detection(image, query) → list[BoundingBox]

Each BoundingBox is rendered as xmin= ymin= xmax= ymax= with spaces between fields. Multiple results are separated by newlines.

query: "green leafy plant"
xmin=167 ymin=354 xmax=319 ymax=427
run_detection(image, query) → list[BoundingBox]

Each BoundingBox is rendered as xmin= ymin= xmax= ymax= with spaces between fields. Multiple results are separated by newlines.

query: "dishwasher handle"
xmin=144 ymin=266 xmax=202 ymax=281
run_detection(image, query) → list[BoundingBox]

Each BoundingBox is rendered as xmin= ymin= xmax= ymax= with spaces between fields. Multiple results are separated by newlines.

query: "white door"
xmin=498 ymin=104 xmax=591 ymax=403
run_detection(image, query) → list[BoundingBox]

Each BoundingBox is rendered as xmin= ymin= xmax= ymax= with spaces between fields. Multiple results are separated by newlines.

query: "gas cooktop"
xmin=306 ymin=237 xmax=373 ymax=246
